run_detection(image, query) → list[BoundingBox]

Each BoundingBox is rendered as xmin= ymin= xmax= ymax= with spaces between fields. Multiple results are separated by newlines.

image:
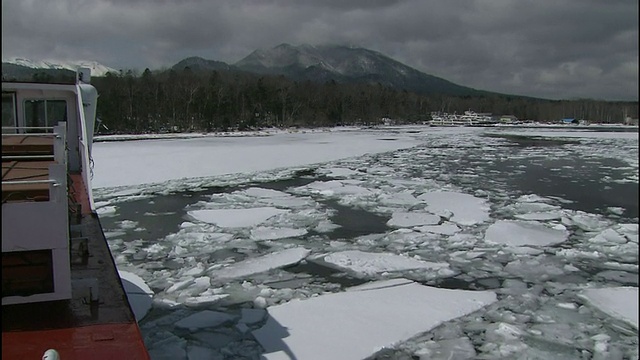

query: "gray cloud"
xmin=2 ymin=0 xmax=637 ymax=100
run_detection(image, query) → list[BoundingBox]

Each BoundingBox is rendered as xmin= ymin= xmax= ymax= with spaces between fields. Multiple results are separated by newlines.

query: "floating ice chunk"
xmin=414 ymin=337 xmax=476 ymax=360
xmin=314 ymin=220 xmax=341 ymax=233
xmin=118 ymin=270 xmax=153 ymax=322
xmin=595 ymin=271 xmax=638 ymax=284
xmin=579 ymin=287 xmax=638 ymax=329
xmin=485 ymin=220 xmax=568 ymax=247
xmin=569 ymin=212 xmax=610 ymax=232
xmin=300 ymin=180 xmax=373 ymax=197
xmin=485 ymin=322 xmax=525 ymax=342
xmin=183 ymin=276 xmax=211 ymax=296
xmin=324 ymin=167 xmax=360 ymax=178
xmin=166 ymin=278 xmax=195 ymax=294
xmin=119 ymin=220 xmax=138 ymax=229
xmin=517 ymin=194 xmax=554 ymax=203
xmin=188 ymin=207 xmax=287 ymax=228
xmin=242 ymin=187 xmax=290 ymax=198
xmin=174 ymin=310 xmax=236 ymax=330
xmin=606 ymin=207 xmax=625 ymax=215
xmin=181 ymin=263 xmax=206 ymax=277
xmin=508 ymin=202 xmax=560 ymax=214
xmin=378 ymin=192 xmax=420 ymax=206
xmin=253 ymin=279 xmax=497 ymax=360
xmin=179 ymin=221 xmax=197 ymax=228
xmin=514 ymin=212 xmax=562 ymax=221
xmin=240 ymin=187 xmax=312 ymax=208
xmin=96 ymin=205 xmax=117 ymax=217
xmin=210 ymin=247 xmax=310 ymax=282
xmin=589 ymin=228 xmax=628 ymax=244
xmin=254 ymin=296 xmax=268 ymax=309
xmin=184 ymin=294 xmax=229 ymax=307
xmin=415 ymin=222 xmax=461 ymax=235
xmin=504 ymin=257 xmax=566 ymax=282
xmin=418 ymin=191 xmax=490 ymax=226
xmin=505 ymin=246 xmax=544 ymax=255
xmin=322 ymin=250 xmax=449 ymax=277
xmin=617 ymin=223 xmax=639 ymax=234
xmin=250 ymin=227 xmax=308 ymax=241
xmin=387 ymin=212 xmax=441 ymax=227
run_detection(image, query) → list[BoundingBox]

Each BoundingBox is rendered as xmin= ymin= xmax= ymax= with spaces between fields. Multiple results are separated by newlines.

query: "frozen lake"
xmin=92 ymin=126 xmax=639 ymax=359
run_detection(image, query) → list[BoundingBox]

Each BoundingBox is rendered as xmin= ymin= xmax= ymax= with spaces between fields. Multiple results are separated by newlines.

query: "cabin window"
xmin=2 ymin=93 xmax=17 ymax=131
xmin=24 ymin=99 xmax=67 ymax=133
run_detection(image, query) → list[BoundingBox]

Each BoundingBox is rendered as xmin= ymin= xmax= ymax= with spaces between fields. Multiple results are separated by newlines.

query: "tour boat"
xmin=2 ymin=69 xmax=150 ymax=359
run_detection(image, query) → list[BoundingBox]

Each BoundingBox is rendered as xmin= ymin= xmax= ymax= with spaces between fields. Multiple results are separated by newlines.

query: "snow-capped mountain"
xmin=231 ymin=44 xmax=486 ymax=96
xmin=2 ymin=58 xmax=117 ymax=77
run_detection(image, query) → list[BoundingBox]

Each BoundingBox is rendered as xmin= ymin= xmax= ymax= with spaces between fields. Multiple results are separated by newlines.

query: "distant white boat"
xmin=430 ymin=110 xmax=496 ymax=126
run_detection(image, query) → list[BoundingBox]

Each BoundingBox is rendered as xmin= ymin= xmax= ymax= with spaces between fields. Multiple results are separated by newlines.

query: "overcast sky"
xmin=2 ymin=0 xmax=638 ymax=101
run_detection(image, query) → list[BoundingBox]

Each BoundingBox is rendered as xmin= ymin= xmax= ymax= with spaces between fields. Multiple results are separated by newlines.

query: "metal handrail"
xmin=2 ymin=179 xmax=59 ymax=186
xmin=2 ymin=155 xmax=55 ymax=160
xmin=2 ymin=133 xmax=60 ymax=137
xmin=2 ymin=126 xmax=55 ymax=130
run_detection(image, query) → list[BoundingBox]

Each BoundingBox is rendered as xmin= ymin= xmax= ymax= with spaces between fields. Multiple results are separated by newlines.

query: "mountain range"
xmin=2 ymin=58 xmax=117 ymax=77
xmin=3 ymin=44 xmax=490 ymax=96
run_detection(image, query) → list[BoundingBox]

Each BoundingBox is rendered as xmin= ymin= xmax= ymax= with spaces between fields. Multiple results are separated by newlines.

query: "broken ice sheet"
xmin=187 ymin=207 xmax=288 ymax=228
xmin=321 ymin=250 xmax=450 ymax=277
xmin=249 ymin=227 xmax=308 ymax=241
xmin=253 ymin=278 xmax=497 ymax=360
xmin=387 ymin=211 xmax=441 ymax=227
xmin=579 ymin=287 xmax=639 ymax=329
xmin=417 ymin=191 xmax=491 ymax=226
xmin=209 ymin=247 xmax=310 ymax=282
xmin=485 ymin=220 xmax=568 ymax=247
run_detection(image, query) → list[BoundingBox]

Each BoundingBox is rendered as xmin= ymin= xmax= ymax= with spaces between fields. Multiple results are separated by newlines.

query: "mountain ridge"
xmin=2 ymin=58 xmax=117 ymax=77
xmin=172 ymin=43 xmax=491 ymax=97
xmin=3 ymin=45 xmax=493 ymax=97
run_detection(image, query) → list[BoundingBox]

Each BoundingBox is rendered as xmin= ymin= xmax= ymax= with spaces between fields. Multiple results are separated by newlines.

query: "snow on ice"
xmin=579 ymin=287 xmax=638 ymax=329
xmin=253 ymin=279 xmax=497 ymax=360
xmin=417 ymin=191 xmax=491 ymax=226
xmin=210 ymin=247 xmax=311 ymax=282
xmin=321 ymin=250 xmax=450 ymax=277
xmin=187 ymin=207 xmax=287 ymax=228
xmin=484 ymin=220 xmax=569 ymax=247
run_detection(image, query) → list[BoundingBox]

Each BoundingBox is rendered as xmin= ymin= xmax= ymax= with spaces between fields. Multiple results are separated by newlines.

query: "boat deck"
xmin=2 ymin=160 xmax=52 ymax=202
xmin=1 ymin=134 xmax=55 ymax=156
xmin=2 ymin=131 xmax=149 ymax=358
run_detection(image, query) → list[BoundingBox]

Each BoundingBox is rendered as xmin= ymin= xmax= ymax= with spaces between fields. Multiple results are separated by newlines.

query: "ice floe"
xmin=579 ymin=287 xmax=638 ymax=329
xmin=418 ymin=191 xmax=491 ymax=226
xmin=249 ymin=227 xmax=308 ymax=241
xmin=253 ymin=278 xmax=497 ymax=360
xmin=485 ymin=220 xmax=569 ymax=247
xmin=415 ymin=222 xmax=462 ymax=235
xmin=210 ymin=247 xmax=310 ymax=282
xmin=187 ymin=207 xmax=287 ymax=228
xmin=321 ymin=250 xmax=449 ymax=277
xmin=387 ymin=211 xmax=441 ymax=227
